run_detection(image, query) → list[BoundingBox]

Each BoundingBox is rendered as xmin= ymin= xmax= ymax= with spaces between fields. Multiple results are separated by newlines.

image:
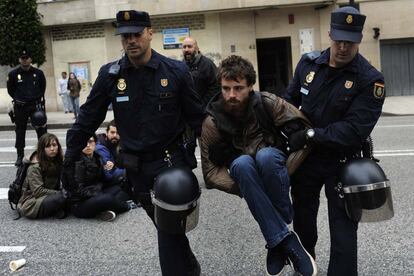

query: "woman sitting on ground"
xmin=18 ymin=133 xmax=66 ymax=219
xmin=69 ymin=135 xmax=132 ymax=221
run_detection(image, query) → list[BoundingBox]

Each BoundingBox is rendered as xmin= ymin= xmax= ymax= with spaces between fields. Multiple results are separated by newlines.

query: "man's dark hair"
xmin=217 ymin=55 xmax=256 ymax=86
xmin=106 ymin=119 xmax=116 ymax=132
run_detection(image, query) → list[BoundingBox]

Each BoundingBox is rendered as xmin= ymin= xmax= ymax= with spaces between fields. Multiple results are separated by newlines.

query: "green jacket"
xmin=17 ymin=159 xmax=61 ymax=219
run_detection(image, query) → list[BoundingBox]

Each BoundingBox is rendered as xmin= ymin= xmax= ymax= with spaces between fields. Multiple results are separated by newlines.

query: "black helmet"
xmin=339 ymin=158 xmax=393 ymax=222
xmin=151 ymin=167 xmax=201 ymax=234
xmin=31 ymin=110 xmax=47 ymax=128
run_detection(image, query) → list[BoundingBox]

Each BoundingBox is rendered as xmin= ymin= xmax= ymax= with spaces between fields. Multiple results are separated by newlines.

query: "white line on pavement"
xmin=375 ymin=153 xmax=414 ymax=157
xmin=0 ymin=246 xmax=26 ymax=253
xmin=0 ymin=188 xmax=9 ymax=199
xmin=376 ymin=124 xmax=414 ymax=128
xmin=374 ymin=149 xmax=414 ymax=153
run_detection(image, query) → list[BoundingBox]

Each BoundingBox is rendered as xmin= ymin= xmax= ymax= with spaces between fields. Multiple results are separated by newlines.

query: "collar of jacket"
xmin=120 ymin=49 xmax=161 ymax=70
xmin=316 ymin=48 xmax=359 ymax=73
xmin=206 ymin=91 xmax=256 ymax=136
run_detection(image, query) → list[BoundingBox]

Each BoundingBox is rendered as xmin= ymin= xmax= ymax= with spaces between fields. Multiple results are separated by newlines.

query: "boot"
xmin=15 ymin=148 xmax=24 ymax=167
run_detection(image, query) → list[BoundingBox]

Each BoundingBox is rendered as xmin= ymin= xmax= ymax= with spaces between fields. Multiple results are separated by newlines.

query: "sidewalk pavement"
xmin=0 ymin=110 xmax=114 ymax=131
xmin=0 ymin=96 xmax=412 ymax=131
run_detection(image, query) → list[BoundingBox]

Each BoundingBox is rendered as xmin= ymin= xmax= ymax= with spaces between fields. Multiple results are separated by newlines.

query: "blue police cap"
xmin=19 ymin=48 xmax=31 ymax=58
xmin=330 ymin=6 xmax=366 ymax=43
xmin=115 ymin=10 xmax=151 ymax=35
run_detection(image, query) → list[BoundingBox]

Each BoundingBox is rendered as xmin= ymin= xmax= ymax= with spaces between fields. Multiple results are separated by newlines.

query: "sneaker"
xmin=266 ymin=245 xmax=287 ymax=276
xmin=281 ymin=231 xmax=317 ymax=276
xmin=97 ymin=210 xmax=116 ymax=221
xmin=126 ymin=200 xmax=139 ymax=210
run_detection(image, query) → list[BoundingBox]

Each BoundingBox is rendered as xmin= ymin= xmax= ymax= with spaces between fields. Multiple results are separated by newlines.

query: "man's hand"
xmin=288 ymin=130 xmax=308 ymax=152
xmin=104 ymin=161 xmax=114 ymax=171
xmin=208 ymin=142 xmax=238 ymax=167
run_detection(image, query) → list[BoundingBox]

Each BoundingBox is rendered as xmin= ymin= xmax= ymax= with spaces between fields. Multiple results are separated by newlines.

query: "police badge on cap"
xmin=330 ymin=6 xmax=366 ymax=43
xmin=114 ymin=10 xmax=151 ymax=35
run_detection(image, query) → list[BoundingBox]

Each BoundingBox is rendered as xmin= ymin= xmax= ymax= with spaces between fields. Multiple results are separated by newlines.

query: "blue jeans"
xmin=230 ymin=147 xmax=292 ymax=248
xmin=70 ymin=96 xmax=80 ymax=117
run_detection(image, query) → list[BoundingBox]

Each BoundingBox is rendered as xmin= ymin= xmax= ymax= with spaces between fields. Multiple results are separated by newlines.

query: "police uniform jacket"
xmin=200 ymin=91 xmax=311 ymax=195
xmin=7 ymin=66 xmax=46 ymax=103
xmin=65 ymin=50 xmax=204 ymax=161
xmin=185 ymin=54 xmax=219 ymax=107
xmin=285 ymin=49 xmax=385 ymax=159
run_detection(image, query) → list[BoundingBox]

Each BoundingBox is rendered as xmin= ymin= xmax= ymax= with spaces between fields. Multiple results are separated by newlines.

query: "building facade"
xmin=1 ymin=0 xmax=413 ymax=112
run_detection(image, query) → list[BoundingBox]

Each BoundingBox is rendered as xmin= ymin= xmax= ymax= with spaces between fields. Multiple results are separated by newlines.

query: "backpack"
xmin=8 ymin=152 xmax=36 ymax=211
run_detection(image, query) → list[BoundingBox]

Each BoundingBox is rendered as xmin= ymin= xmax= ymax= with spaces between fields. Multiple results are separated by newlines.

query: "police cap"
xmin=330 ymin=6 xmax=366 ymax=43
xmin=115 ymin=10 xmax=151 ymax=35
xmin=19 ymin=48 xmax=31 ymax=59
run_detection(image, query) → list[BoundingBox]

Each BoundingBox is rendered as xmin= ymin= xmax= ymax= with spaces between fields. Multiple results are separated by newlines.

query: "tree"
xmin=0 ymin=0 xmax=46 ymax=67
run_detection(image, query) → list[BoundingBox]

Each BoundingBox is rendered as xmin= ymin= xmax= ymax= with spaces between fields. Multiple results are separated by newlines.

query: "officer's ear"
xmin=147 ymin=27 xmax=153 ymax=38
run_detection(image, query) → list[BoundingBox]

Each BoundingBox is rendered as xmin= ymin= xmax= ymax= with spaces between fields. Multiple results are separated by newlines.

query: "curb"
xmin=0 ymin=121 xmax=110 ymax=131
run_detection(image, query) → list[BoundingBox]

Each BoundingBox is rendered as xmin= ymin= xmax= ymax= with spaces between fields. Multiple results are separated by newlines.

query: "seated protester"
xmin=69 ymin=135 xmax=131 ymax=221
xmin=18 ymin=133 xmax=66 ymax=219
xmin=95 ymin=120 xmax=126 ymax=185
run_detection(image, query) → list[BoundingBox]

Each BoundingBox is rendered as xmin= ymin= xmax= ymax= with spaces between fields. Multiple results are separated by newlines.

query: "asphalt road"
xmin=0 ymin=116 xmax=413 ymax=275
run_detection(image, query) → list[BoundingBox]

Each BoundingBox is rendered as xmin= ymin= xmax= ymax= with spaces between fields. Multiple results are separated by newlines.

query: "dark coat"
xmin=185 ymin=54 xmax=219 ymax=107
xmin=71 ymin=153 xmax=104 ymax=202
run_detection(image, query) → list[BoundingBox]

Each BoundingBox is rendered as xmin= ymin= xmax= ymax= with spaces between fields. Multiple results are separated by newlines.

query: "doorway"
xmin=256 ymin=37 xmax=292 ymax=96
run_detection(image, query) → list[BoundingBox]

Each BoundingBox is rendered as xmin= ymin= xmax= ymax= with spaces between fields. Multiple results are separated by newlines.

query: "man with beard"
xmin=7 ymin=49 xmax=47 ymax=166
xmin=62 ymin=10 xmax=204 ymax=276
xmin=95 ymin=120 xmax=125 ymax=185
xmin=199 ymin=55 xmax=316 ymax=276
xmin=182 ymin=37 xmax=219 ymax=107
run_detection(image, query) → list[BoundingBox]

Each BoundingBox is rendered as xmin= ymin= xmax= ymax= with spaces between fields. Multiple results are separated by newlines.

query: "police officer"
xmin=62 ymin=10 xmax=204 ymax=276
xmin=182 ymin=36 xmax=219 ymax=108
xmin=284 ymin=6 xmax=385 ymax=275
xmin=7 ymin=49 xmax=47 ymax=166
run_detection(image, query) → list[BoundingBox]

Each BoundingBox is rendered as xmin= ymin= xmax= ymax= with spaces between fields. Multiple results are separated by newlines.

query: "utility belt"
xmin=118 ymin=140 xmax=181 ymax=172
xmin=13 ymin=98 xmax=44 ymax=109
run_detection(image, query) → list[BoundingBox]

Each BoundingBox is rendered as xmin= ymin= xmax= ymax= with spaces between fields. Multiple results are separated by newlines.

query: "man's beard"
xmin=184 ymin=52 xmax=195 ymax=62
xmin=109 ymin=138 xmax=119 ymax=145
xmin=223 ymin=97 xmax=249 ymax=119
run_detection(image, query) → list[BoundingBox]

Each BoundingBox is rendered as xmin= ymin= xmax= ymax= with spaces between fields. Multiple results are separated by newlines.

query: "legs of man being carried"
xmin=230 ymin=147 xmax=316 ymax=276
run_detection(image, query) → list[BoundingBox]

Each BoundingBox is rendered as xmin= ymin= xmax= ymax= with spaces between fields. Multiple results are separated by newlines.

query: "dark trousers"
xmin=14 ymin=103 xmax=47 ymax=149
xmin=291 ymin=155 xmax=358 ymax=276
xmin=37 ymin=191 xmax=66 ymax=218
xmin=71 ymin=185 xmax=129 ymax=218
xmin=126 ymin=152 xmax=199 ymax=276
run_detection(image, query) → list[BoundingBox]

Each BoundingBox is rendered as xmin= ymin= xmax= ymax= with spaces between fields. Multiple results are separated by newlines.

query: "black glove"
xmin=288 ymin=130 xmax=308 ymax=152
xmin=208 ymin=142 xmax=239 ymax=167
xmin=61 ymin=159 xmax=77 ymax=198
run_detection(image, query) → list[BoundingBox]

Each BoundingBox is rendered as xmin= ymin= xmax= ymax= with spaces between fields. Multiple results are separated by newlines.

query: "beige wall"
xmin=51 ymin=36 xmax=107 ymax=105
xmin=4 ymin=0 xmax=409 ymax=113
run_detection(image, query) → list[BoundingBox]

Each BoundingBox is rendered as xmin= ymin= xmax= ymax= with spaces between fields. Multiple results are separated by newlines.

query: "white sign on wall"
xmin=299 ymin=28 xmax=314 ymax=55
xmin=162 ymin=28 xmax=190 ymax=49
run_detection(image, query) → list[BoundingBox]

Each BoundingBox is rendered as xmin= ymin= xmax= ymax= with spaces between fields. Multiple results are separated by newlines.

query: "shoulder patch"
xmin=373 ymin=82 xmax=385 ymax=99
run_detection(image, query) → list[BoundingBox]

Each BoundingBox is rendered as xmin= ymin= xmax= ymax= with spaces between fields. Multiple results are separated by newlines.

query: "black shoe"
xmin=54 ymin=209 xmax=67 ymax=219
xmin=266 ymin=244 xmax=287 ymax=276
xmin=281 ymin=231 xmax=317 ymax=276
xmin=97 ymin=210 xmax=116 ymax=221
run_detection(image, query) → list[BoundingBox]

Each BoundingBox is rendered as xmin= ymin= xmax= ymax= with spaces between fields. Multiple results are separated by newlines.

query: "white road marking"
xmin=0 ymin=246 xmax=26 ymax=253
xmin=0 ymin=188 xmax=8 ymax=199
xmin=376 ymin=124 xmax=414 ymax=128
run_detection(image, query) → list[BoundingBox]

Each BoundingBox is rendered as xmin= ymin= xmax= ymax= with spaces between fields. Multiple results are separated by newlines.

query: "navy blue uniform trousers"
xmin=126 ymin=152 xmax=198 ymax=276
xmin=291 ymin=154 xmax=358 ymax=276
